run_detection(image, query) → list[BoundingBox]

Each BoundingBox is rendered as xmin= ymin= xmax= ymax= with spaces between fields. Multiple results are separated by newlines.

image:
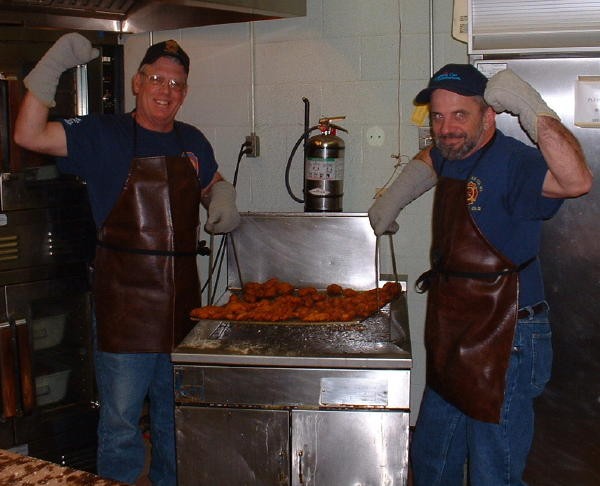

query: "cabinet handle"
xmin=297 ymin=449 xmax=304 ymax=484
xmin=0 ymin=322 xmax=17 ymax=418
xmin=15 ymin=319 xmax=36 ymax=413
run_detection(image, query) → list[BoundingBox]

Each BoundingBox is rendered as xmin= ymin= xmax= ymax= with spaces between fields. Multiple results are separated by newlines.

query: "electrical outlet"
xmin=366 ymin=126 xmax=385 ymax=147
xmin=245 ymin=133 xmax=260 ymax=157
xmin=418 ymin=126 xmax=432 ymax=150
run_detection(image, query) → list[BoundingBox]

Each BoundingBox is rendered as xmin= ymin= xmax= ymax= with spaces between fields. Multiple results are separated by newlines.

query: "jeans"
xmin=94 ymin=347 xmax=176 ymax=485
xmin=411 ymin=306 xmax=552 ymax=486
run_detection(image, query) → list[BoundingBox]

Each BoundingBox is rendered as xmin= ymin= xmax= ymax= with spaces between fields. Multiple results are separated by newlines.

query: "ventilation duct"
xmin=0 ymin=0 xmax=306 ymax=33
xmin=469 ymin=0 xmax=600 ymax=55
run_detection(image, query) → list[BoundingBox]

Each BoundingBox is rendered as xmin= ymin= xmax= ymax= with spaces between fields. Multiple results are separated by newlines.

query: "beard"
xmin=433 ymin=119 xmax=488 ymax=160
xmin=433 ymin=132 xmax=476 ymax=160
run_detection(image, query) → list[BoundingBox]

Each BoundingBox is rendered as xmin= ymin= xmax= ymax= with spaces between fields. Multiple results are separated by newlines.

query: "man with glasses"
xmin=14 ymin=34 xmax=240 ymax=485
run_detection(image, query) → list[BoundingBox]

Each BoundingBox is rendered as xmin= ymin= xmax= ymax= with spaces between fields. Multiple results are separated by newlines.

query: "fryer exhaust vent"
xmin=3 ymin=0 xmax=134 ymax=14
xmin=8 ymin=0 xmax=131 ymax=8
xmin=0 ymin=0 xmax=306 ymax=33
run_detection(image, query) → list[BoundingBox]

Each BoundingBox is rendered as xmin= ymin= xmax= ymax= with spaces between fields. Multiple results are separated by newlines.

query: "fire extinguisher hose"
xmin=285 ymin=126 xmax=318 ymax=203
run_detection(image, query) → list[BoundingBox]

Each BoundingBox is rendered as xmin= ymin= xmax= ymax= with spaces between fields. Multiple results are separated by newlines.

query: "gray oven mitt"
xmin=368 ymin=159 xmax=437 ymax=236
xmin=24 ymin=33 xmax=99 ymax=108
xmin=205 ymin=181 xmax=241 ymax=234
xmin=484 ymin=68 xmax=559 ymax=143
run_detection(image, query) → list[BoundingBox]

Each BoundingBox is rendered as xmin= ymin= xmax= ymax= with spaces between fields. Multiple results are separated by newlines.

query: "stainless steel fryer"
xmin=176 ymin=212 xmax=411 ymax=367
xmin=172 ymin=213 xmax=412 ymax=485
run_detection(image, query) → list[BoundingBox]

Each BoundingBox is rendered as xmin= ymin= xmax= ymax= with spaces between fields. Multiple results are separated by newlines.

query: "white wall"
xmin=123 ymin=0 xmax=467 ymax=423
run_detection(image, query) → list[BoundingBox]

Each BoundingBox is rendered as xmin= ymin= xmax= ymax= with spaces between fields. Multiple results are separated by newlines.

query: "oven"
xmin=0 ymin=166 xmax=98 ymax=471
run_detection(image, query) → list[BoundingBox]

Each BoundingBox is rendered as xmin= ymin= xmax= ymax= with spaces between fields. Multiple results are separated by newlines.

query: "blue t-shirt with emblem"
xmin=430 ymin=130 xmax=563 ymax=307
xmin=57 ymin=112 xmax=218 ymax=228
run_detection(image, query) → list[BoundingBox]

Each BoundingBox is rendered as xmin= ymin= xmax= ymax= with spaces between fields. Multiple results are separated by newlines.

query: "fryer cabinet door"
xmin=291 ymin=409 xmax=409 ymax=486
xmin=176 ymin=406 xmax=290 ymax=486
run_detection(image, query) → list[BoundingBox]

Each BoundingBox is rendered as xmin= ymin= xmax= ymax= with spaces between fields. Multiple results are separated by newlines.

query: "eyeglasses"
xmin=140 ymin=71 xmax=187 ymax=92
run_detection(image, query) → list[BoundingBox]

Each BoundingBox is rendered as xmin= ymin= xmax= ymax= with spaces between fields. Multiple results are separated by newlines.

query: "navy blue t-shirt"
xmin=430 ymin=130 xmax=563 ymax=307
xmin=57 ymin=112 xmax=218 ymax=228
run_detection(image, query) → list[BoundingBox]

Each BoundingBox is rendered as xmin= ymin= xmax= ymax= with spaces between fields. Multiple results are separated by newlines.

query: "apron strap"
xmin=97 ymin=239 xmax=203 ymax=257
xmin=416 ymin=256 xmax=536 ymax=293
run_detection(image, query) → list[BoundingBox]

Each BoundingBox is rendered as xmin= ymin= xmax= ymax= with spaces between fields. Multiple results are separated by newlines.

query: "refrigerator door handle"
xmin=15 ymin=318 xmax=36 ymax=413
xmin=0 ymin=320 xmax=18 ymax=419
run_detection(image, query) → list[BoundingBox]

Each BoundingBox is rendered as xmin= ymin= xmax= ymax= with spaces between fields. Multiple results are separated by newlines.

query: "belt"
xmin=517 ymin=302 xmax=547 ymax=319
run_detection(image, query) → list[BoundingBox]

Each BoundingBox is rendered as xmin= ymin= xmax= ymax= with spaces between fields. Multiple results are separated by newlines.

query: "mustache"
xmin=437 ymin=133 xmax=466 ymax=142
xmin=433 ymin=131 xmax=474 ymax=160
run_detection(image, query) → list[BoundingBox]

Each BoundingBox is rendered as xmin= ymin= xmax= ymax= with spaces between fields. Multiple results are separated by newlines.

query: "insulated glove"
xmin=205 ymin=181 xmax=241 ymax=234
xmin=24 ymin=33 xmax=99 ymax=108
xmin=368 ymin=159 xmax=437 ymax=236
xmin=484 ymin=68 xmax=559 ymax=142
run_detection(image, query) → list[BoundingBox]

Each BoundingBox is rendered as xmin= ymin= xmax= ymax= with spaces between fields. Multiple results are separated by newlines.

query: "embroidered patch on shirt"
xmin=63 ymin=117 xmax=83 ymax=126
xmin=467 ymin=176 xmax=483 ymax=212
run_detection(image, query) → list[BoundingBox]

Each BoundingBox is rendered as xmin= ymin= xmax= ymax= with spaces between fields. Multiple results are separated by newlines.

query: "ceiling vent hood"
xmin=0 ymin=0 xmax=306 ymax=33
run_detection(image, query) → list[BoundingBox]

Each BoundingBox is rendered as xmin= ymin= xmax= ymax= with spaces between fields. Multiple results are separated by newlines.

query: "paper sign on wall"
xmin=575 ymin=76 xmax=600 ymax=128
xmin=452 ymin=0 xmax=468 ymax=44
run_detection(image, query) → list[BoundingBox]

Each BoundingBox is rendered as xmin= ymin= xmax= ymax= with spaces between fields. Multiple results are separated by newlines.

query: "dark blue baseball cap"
xmin=415 ymin=64 xmax=488 ymax=104
xmin=139 ymin=39 xmax=190 ymax=74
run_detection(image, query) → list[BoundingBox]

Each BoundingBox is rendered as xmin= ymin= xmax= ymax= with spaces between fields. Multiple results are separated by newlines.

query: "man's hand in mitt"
xmin=205 ymin=181 xmax=241 ymax=234
xmin=368 ymin=158 xmax=437 ymax=236
xmin=484 ymin=68 xmax=559 ymax=142
xmin=24 ymin=33 xmax=99 ymax=108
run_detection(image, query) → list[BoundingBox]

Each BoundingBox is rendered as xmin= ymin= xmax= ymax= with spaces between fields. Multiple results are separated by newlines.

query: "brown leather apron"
xmin=93 ymin=153 xmax=200 ymax=353
xmin=418 ymin=175 xmax=521 ymax=423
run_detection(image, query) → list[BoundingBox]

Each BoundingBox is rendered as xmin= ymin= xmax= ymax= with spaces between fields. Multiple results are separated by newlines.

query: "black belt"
xmin=517 ymin=302 xmax=547 ymax=319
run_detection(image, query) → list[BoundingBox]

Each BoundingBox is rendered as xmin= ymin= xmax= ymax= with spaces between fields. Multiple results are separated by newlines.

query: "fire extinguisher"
xmin=285 ymin=111 xmax=348 ymax=212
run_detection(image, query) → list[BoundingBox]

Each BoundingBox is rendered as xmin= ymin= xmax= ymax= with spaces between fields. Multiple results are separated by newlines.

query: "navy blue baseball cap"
xmin=415 ymin=64 xmax=488 ymax=104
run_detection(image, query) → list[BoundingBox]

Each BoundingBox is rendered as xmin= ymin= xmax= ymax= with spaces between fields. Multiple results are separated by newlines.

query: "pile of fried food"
xmin=190 ymin=278 xmax=402 ymax=323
